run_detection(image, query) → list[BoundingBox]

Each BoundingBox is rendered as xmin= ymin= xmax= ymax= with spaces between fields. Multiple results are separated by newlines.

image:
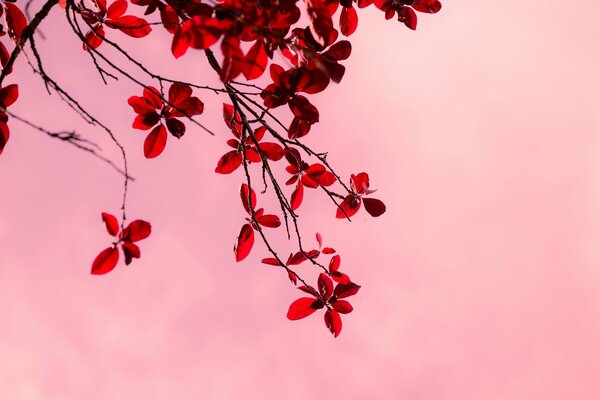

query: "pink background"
xmin=2 ymin=1 xmax=600 ymax=398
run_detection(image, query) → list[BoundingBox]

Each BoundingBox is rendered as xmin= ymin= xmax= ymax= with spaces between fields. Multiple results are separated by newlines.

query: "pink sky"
xmin=1 ymin=1 xmax=600 ymax=398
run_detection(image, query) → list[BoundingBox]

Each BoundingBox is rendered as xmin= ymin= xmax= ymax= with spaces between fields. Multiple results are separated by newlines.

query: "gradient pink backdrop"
xmin=2 ymin=1 xmax=600 ymax=398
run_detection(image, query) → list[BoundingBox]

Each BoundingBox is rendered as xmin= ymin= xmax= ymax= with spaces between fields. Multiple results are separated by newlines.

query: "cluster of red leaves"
xmin=81 ymin=0 xmax=152 ymax=50
xmin=128 ymin=83 xmax=204 ymax=158
xmin=287 ymin=271 xmax=360 ymax=337
xmin=0 ymin=0 xmax=26 ymax=155
xmin=0 ymin=83 xmax=17 ymax=155
xmin=0 ymin=0 xmax=441 ymax=337
xmin=234 ymin=183 xmax=281 ymax=262
xmin=215 ymin=103 xmax=284 ymax=174
xmin=337 ymin=172 xmax=386 ymax=218
xmin=284 ymin=148 xmax=336 ymax=210
xmin=91 ymin=212 xmax=151 ymax=274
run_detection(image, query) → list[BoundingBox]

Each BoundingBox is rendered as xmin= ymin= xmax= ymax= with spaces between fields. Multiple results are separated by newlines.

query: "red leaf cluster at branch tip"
xmin=128 ymin=83 xmax=204 ymax=158
xmin=234 ymin=184 xmax=281 ymax=262
xmin=215 ymin=103 xmax=284 ymax=174
xmin=337 ymin=172 xmax=386 ymax=218
xmin=287 ymin=272 xmax=359 ymax=337
xmin=91 ymin=212 xmax=151 ymax=275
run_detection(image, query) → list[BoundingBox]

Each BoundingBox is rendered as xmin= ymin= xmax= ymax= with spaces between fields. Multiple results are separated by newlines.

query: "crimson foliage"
xmin=0 ymin=0 xmax=440 ymax=337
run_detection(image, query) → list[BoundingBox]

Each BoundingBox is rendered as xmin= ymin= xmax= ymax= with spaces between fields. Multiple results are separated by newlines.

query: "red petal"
xmin=91 ymin=247 xmax=120 ymax=275
xmin=144 ymin=124 xmax=167 ymax=158
xmin=234 ymin=223 xmax=254 ymax=262
xmin=101 ymin=212 xmax=119 ymax=236
xmin=287 ymin=297 xmax=322 ymax=320
xmin=363 ymin=197 xmax=386 ymax=217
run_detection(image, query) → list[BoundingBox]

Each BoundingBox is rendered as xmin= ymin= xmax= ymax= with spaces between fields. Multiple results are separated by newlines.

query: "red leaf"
xmin=316 ymin=232 xmax=323 ymax=248
xmin=324 ymin=309 xmax=342 ymax=337
xmin=91 ymin=247 xmax=119 ymax=275
xmin=329 ymin=254 xmax=341 ymax=272
xmin=121 ymin=241 xmax=140 ymax=265
xmin=340 ymin=6 xmax=358 ymax=36
xmin=240 ymin=183 xmax=257 ymax=214
xmin=331 ymin=270 xmax=351 ymax=284
xmin=291 ymin=182 xmax=304 ymax=211
xmin=83 ymin=26 xmax=105 ymax=50
xmin=318 ymin=273 xmax=334 ymax=300
xmin=234 ymin=223 xmax=254 ymax=262
xmin=0 ymin=122 xmax=9 ymax=156
xmin=171 ymin=27 xmax=189 ymax=58
xmin=244 ymin=40 xmax=268 ymax=80
xmin=287 ymin=252 xmax=306 ymax=266
xmin=334 ymin=282 xmax=361 ymax=299
xmin=165 ymin=117 xmax=186 ymax=138
xmin=122 ymin=219 xmax=151 ymax=242
xmin=350 ymin=172 xmax=370 ymax=194
xmin=363 ymin=198 xmax=386 ymax=217
xmin=168 ymin=82 xmax=192 ymax=107
xmin=110 ymin=16 xmax=152 ymax=38
xmin=323 ymin=40 xmax=352 ymax=61
xmin=144 ymin=124 xmax=167 ymax=158
xmin=5 ymin=3 xmax=27 ymax=42
xmin=258 ymin=214 xmax=281 ymax=228
xmin=0 ymin=84 xmax=19 ymax=108
xmin=262 ymin=257 xmax=280 ymax=266
xmin=107 ymin=0 xmax=127 ymax=19
xmin=332 ymin=299 xmax=353 ymax=314
xmin=215 ymin=150 xmax=242 ymax=174
xmin=259 ymin=142 xmax=284 ymax=161
xmin=287 ymin=297 xmax=321 ymax=320
xmin=222 ymin=103 xmax=242 ymax=137
xmin=101 ymin=212 xmax=119 ymax=236
xmin=412 ymin=0 xmax=442 ymax=14
xmin=322 ymin=247 xmax=336 ymax=254
xmin=335 ymin=195 xmax=361 ymax=219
